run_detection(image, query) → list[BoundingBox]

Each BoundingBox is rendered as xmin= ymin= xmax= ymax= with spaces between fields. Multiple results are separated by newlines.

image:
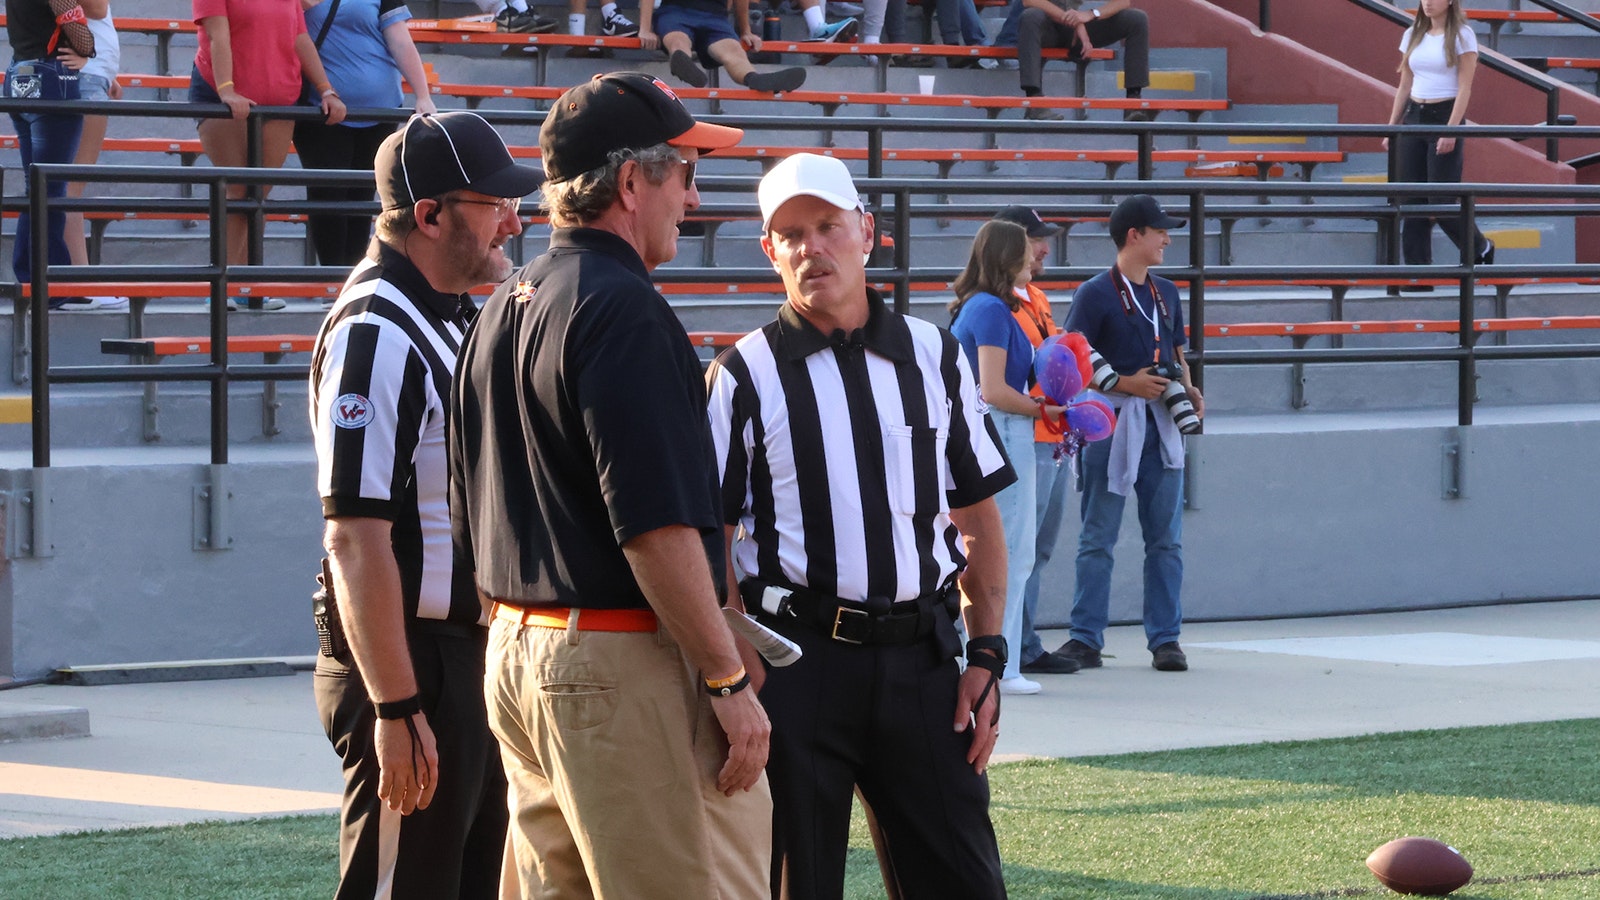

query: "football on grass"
xmin=1365 ymin=837 xmax=1473 ymax=895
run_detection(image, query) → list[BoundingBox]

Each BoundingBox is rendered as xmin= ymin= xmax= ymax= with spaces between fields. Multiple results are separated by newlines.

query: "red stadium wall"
xmin=1145 ymin=0 xmax=1600 ymax=261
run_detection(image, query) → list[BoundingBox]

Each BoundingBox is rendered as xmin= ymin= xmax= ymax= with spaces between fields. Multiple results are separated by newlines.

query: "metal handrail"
xmin=19 ymin=161 xmax=1600 ymax=468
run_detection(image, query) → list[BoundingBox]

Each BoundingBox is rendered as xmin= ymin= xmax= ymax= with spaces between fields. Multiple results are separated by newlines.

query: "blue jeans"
xmin=9 ymin=109 xmax=83 ymax=286
xmin=1070 ymin=408 xmax=1184 ymax=651
xmin=934 ymin=0 xmax=987 ymax=44
xmin=990 ymin=411 xmax=1036 ymax=679
xmin=993 ymin=0 xmax=1023 ymax=47
xmin=1019 ymin=440 xmax=1072 ymax=665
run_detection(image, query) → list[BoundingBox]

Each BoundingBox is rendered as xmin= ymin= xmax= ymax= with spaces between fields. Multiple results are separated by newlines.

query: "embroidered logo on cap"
xmin=649 ymin=77 xmax=680 ymax=103
xmin=333 ymin=393 xmax=374 ymax=429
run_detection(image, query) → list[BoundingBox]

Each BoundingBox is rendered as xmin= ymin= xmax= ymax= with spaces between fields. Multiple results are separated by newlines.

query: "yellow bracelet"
xmin=216 ymin=80 xmax=234 ymax=91
xmin=704 ymin=666 xmax=748 ymax=690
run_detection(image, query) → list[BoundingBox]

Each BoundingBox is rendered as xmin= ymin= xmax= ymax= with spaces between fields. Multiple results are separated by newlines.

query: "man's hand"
xmin=1118 ymin=367 xmax=1168 ymax=400
xmin=708 ymin=689 xmax=770 ymax=795
xmin=1058 ymin=8 xmax=1086 ymax=28
xmin=639 ymin=29 xmax=660 ymax=50
xmin=1186 ymin=383 xmax=1205 ymax=419
xmin=953 ymin=664 xmax=1001 ymax=774
xmin=375 ymin=712 xmax=439 ymax=814
xmin=741 ymin=31 xmax=763 ymax=52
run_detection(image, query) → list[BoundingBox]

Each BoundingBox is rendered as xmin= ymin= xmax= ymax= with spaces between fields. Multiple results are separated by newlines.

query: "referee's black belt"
xmin=740 ymin=579 xmax=954 ymax=646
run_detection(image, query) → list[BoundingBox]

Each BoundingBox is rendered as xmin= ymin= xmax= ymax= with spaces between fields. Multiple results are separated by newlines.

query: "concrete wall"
xmin=3 ymin=413 xmax=1597 ymax=679
xmin=0 ymin=462 xmax=325 ymax=678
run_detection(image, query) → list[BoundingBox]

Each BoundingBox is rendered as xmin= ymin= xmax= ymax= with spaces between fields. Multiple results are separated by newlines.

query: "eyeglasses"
xmin=680 ymin=158 xmax=697 ymax=190
xmin=442 ymin=195 xmax=519 ymax=216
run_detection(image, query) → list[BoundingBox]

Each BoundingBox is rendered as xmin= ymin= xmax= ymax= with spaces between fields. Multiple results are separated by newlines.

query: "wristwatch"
xmin=1092 ymin=7 xmax=1101 ymax=18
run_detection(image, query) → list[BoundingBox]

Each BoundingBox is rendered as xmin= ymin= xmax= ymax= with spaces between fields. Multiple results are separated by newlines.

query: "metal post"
xmin=1187 ymin=192 xmax=1205 ymax=399
xmin=210 ymin=179 xmax=231 ymax=466
xmin=28 ymin=165 xmax=51 ymax=468
xmin=1259 ymin=0 xmax=1271 ymax=32
xmin=1458 ymin=194 xmax=1476 ymax=427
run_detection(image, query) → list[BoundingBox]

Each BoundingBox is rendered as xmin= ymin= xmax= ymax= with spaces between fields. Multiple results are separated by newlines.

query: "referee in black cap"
xmin=310 ymin=111 xmax=540 ymax=899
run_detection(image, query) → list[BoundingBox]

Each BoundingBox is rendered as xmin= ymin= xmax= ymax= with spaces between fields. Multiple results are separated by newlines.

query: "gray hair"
xmin=541 ymin=143 xmax=683 ymax=227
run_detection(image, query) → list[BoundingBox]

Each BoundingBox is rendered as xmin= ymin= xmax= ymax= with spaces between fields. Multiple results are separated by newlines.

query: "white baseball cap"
xmin=758 ymin=153 xmax=865 ymax=229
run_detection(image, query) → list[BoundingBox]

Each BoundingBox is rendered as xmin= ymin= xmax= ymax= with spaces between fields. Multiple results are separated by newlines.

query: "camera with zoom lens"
xmin=1147 ymin=362 xmax=1201 ymax=435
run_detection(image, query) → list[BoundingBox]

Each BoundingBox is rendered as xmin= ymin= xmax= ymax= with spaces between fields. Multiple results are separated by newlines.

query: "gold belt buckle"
xmin=831 ymin=605 xmax=868 ymax=644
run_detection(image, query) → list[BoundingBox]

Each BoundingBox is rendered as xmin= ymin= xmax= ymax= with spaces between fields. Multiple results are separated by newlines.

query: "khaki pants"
xmin=486 ymin=616 xmax=771 ymax=899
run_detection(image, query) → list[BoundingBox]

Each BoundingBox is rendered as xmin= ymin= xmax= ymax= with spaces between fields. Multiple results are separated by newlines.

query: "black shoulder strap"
xmin=314 ymin=0 xmax=342 ymax=48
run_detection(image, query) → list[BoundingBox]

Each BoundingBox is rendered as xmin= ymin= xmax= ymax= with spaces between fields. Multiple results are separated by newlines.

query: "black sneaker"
xmin=1024 ymin=106 xmax=1065 ymax=121
xmin=1019 ymin=651 xmax=1082 ymax=675
xmin=670 ymin=49 xmax=709 ymax=87
xmin=1056 ymin=639 xmax=1102 ymax=669
xmin=745 ymin=66 xmax=806 ymax=94
xmin=495 ymin=7 xmax=557 ymax=33
xmin=1151 ymin=642 xmax=1188 ymax=672
xmin=1479 ymin=240 xmax=1495 ymax=265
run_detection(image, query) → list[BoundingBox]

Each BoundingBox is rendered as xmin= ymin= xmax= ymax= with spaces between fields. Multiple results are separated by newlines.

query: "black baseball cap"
xmin=376 ymin=112 xmax=543 ymax=211
xmin=1109 ymin=194 xmax=1187 ymax=237
xmin=540 ymin=72 xmax=744 ymax=184
xmin=992 ymin=205 xmax=1061 ymax=238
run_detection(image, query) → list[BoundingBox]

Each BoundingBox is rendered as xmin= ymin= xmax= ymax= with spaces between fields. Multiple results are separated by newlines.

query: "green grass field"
xmin=3 ymin=719 xmax=1597 ymax=899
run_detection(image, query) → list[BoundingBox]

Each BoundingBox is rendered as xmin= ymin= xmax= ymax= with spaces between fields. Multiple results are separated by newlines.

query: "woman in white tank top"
xmin=1381 ymin=0 xmax=1492 ymax=280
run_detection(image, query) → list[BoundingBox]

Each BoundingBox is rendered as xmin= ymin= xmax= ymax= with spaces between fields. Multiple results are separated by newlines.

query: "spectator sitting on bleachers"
xmin=641 ymin=0 xmax=807 ymax=93
xmin=1013 ymin=0 xmax=1148 ymax=120
xmin=470 ymin=0 xmax=558 ymax=33
xmin=794 ymin=0 xmax=857 ymax=42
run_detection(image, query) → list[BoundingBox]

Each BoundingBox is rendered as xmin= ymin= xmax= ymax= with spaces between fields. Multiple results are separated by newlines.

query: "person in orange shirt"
xmin=992 ymin=205 xmax=1083 ymax=675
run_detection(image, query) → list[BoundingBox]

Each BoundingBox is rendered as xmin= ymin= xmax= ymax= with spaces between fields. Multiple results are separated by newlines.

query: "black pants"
xmin=1396 ymin=98 xmax=1488 ymax=266
xmin=292 ymin=120 xmax=394 ymax=268
xmin=758 ymin=613 xmax=1006 ymax=900
xmin=1018 ymin=6 xmax=1149 ymax=95
xmin=314 ymin=625 xmax=508 ymax=900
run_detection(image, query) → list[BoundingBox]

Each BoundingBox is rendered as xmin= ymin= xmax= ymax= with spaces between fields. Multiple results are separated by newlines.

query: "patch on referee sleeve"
xmin=332 ymin=393 xmax=374 ymax=429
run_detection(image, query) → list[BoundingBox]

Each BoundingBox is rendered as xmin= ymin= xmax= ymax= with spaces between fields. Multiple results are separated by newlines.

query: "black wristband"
xmin=966 ymin=634 xmax=1008 ymax=669
xmin=374 ymin=694 xmax=422 ymax=720
xmin=705 ymin=672 xmax=751 ymax=698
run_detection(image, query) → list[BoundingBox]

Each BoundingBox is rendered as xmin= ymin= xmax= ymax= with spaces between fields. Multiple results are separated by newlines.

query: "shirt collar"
xmin=548 ymin=226 xmax=652 ymax=282
xmin=372 ymin=240 xmax=474 ymax=324
xmin=775 ymin=288 xmax=915 ymax=363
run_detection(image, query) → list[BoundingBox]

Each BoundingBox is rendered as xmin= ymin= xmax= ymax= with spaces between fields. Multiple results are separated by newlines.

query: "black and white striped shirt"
xmin=310 ymin=243 xmax=482 ymax=624
xmin=707 ymin=292 xmax=1015 ymax=604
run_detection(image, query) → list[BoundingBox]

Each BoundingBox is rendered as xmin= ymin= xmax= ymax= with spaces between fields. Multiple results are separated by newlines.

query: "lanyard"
xmin=1111 ymin=264 xmax=1167 ymax=365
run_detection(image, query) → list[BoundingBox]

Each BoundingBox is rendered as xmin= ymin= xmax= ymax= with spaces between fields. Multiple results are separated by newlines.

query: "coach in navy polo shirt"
xmin=707 ymin=153 xmax=1015 ymax=899
xmin=448 ymin=72 xmax=771 ymax=898
xmin=311 ymin=111 xmax=539 ymax=899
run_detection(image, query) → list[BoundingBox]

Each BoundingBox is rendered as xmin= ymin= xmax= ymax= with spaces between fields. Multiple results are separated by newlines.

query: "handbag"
xmin=301 ymin=0 xmax=342 ymax=106
xmin=46 ymin=0 xmax=96 ymax=58
xmin=3 ymin=58 xmax=81 ymax=101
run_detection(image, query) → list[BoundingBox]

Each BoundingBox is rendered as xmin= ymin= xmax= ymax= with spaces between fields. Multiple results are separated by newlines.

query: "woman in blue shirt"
xmin=295 ymin=0 xmax=436 ymax=268
xmin=949 ymin=220 xmax=1066 ymax=695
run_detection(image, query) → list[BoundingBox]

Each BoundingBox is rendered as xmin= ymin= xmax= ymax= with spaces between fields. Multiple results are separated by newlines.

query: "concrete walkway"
xmin=2 ymin=599 xmax=1598 ymax=839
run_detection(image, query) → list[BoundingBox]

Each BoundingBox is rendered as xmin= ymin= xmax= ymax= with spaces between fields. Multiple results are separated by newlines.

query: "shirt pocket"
xmin=886 ymin=424 xmax=950 ymax=517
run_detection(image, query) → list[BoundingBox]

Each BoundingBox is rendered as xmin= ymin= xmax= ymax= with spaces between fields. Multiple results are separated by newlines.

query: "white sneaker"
xmin=978 ymin=57 xmax=999 ymax=70
xmin=998 ymin=675 xmax=1041 ymax=695
xmin=52 ymin=295 xmax=129 ymax=311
